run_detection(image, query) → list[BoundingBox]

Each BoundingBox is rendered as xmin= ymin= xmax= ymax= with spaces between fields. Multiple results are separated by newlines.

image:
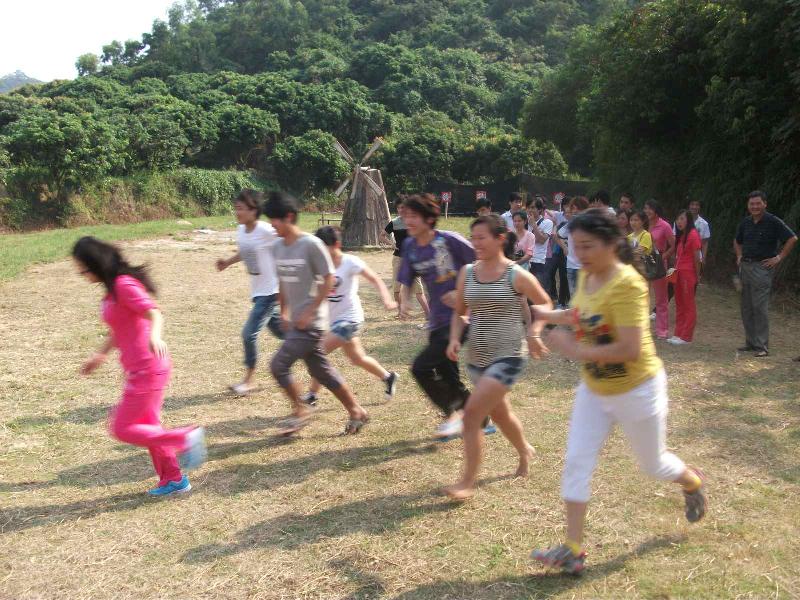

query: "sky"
xmin=0 ymin=0 xmax=177 ymax=82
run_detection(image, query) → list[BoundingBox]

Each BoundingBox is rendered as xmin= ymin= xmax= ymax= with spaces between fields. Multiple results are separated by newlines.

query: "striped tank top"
xmin=464 ymin=262 xmax=525 ymax=367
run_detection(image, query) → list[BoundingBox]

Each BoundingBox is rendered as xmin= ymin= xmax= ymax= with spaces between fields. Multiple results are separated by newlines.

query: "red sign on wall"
xmin=441 ymin=191 xmax=452 ymax=204
xmin=475 ymin=190 xmax=487 ymax=200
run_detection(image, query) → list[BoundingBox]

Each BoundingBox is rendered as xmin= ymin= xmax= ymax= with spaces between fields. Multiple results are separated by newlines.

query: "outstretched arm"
xmin=361 ymin=266 xmax=398 ymax=310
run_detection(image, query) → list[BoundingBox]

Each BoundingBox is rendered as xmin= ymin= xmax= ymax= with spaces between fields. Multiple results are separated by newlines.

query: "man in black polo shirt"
xmin=734 ymin=190 xmax=797 ymax=357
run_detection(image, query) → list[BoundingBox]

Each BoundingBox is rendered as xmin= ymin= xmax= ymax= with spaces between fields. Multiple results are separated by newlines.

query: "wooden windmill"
xmin=333 ymin=137 xmax=391 ymax=248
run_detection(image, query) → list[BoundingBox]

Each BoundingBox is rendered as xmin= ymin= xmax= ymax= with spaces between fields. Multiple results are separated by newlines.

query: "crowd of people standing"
xmin=68 ymin=183 xmax=796 ymax=576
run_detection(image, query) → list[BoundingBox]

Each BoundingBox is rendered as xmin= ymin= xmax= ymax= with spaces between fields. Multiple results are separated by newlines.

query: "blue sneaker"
xmin=148 ymin=475 xmax=191 ymax=497
xmin=483 ymin=422 xmax=498 ymax=435
xmin=179 ymin=427 xmax=207 ymax=471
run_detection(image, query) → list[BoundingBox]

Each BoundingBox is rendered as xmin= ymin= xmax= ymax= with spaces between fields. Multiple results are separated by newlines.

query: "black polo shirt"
xmin=735 ymin=212 xmax=796 ymax=260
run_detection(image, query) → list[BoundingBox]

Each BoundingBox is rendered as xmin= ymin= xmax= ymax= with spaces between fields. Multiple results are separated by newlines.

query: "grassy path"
xmin=1 ymin=225 xmax=798 ymax=598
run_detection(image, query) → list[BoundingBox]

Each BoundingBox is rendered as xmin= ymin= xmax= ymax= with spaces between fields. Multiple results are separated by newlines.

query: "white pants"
xmin=561 ymin=369 xmax=686 ymax=503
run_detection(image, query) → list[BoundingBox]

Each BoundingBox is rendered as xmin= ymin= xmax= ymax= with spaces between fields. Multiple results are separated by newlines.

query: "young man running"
xmin=265 ymin=192 xmax=369 ymax=435
xmin=397 ymin=193 xmax=476 ymax=438
xmin=301 ymin=226 xmax=399 ymax=406
xmin=383 ymin=198 xmax=430 ymax=321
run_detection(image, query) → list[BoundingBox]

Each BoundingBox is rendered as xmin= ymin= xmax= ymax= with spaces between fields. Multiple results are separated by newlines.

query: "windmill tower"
xmin=333 ymin=138 xmax=391 ymax=248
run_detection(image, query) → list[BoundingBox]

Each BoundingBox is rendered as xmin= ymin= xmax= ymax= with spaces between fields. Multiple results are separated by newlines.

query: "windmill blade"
xmin=333 ymin=140 xmax=355 ymax=165
xmin=360 ymin=137 xmax=384 ymax=164
xmin=362 ymin=170 xmax=384 ymax=196
xmin=349 ymin=171 xmax=360 ymax=200
xmin=334 ymin=176 xmax=352 ymax=198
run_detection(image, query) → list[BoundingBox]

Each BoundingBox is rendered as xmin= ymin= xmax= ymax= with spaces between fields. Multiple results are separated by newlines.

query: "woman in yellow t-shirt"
xmin=529 ymin=209 xmax=707 ymax=576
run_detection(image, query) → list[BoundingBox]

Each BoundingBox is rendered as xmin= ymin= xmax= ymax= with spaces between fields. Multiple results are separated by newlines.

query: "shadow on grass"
xmin=388 ymin=534 xmax=688 ymax=599
xmin=182 ymin=490 xmax=460 ymax=564
xmin=0 ymin=491 xmax=152 ymax=534
xmin=199 ymin=438 xmax=438 ymax=495
xmin=0 ymin=423 xmax=293 ymax=492
xmin=5 ymin=392 xmax=234 ymax=429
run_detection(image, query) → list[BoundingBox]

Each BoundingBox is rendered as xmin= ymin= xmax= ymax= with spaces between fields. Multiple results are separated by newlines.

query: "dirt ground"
xmin=1 ymin=229 xmax=799 ymax=599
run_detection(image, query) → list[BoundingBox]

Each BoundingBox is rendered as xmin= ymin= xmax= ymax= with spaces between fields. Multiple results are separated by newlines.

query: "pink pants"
xmin=652 ymin=277 xmax=669 ymax=339
xmin=673 ymin=270 xmax=697 ymax=342
xmin=110 ymin=366 xmax=192 ymax=486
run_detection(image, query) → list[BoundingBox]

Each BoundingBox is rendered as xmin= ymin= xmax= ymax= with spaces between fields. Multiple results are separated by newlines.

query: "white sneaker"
xmin=229 ymin=382 xmax=256 ymax=395
xmin=667 ymin=337 xmax=690 ymax=345
xmin=434 ymin=418 xmax=463 ymax=440
xmin=650 ymin=312 xmax=656 ymax=321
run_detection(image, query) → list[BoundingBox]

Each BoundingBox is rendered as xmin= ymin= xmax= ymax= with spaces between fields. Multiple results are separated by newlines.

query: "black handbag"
xmin=643 ymin=246 xmax=667 ymax=281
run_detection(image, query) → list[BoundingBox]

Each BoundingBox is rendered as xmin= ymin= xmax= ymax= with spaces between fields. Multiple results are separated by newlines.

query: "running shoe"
xmin=483 ymin=421 xmax=497 ymax=435
xmin=301 ymin=391 xmax=318 ymax=406
xmin=530 ymin=544 xmax=586 ymax=575
xmin=434 ymin=417 xmax=463 ymax=441
xmin=384 ymin=372 xmax=398 ymax=401
xmin=148 ymin=475 xmax=191 ymax=497
xmin=667 ymin=337 xmax=690 ymax=345
xmin=683 ymin=466 xmax=707 ymax=523
xmin=179 ymin=427 xmax=207 ymax=472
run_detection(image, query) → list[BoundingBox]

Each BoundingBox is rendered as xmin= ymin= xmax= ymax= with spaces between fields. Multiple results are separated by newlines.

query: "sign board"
xmin=554 ymin=192 xmax=566 ymax=206
xmin=440 ymin=191 xmax=452 ymax=204
xmin=475 ymin=190 xmax=487 ymax=200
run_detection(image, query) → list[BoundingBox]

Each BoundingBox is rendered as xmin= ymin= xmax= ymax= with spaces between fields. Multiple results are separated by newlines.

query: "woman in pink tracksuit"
xmin=73 ymin=237 xmax=206 ymax=497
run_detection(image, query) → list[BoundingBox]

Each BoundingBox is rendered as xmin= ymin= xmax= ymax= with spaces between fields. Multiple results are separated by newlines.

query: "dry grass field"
xmin=1 ymin=223 xmax=799 ymax=599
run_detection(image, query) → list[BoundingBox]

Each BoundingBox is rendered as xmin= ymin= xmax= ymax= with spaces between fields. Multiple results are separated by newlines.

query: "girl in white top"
xmin=302 ymin=226 xmax=400 ymax=405
xmin=216 ymin=189 xmax=283 ymax=395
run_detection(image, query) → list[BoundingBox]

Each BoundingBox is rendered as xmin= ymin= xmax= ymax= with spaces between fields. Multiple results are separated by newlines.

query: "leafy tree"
xmin=271 ymin=129 xmax=350 ymax=196
xmin=212 ymin=103 xmax=280 ymax=165
xmin=76 ymin=54 xmax=100 ymax=77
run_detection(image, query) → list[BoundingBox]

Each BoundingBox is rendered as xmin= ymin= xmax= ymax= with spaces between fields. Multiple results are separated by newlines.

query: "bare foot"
xmin=442 ymin=482 xmax=475 ymax=501
xmin=515 ymin=445 xmax=536 ymax=478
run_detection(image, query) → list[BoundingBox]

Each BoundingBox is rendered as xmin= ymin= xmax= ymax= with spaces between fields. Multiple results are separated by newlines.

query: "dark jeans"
xmin=553 ymin=252 xmax=570 ymax=306
xmin=531 ymin=259 xmax=557 ymax=298
xmin=270 ymin=328 xmax=343 ymax=391
xmin=411 ymin=324 xmax=470 ymax=417
xmin=242 ymin=294 xmax=284 ymax=369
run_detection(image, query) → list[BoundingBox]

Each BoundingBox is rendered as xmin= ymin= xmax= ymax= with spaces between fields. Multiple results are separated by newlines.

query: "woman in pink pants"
xmin=644 ymin=200 xmax=675 ymax=340
xmin=73 ymin=237 xmax=206 ymax=497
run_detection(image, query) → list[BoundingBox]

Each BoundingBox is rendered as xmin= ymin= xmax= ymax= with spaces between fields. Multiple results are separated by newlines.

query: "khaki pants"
xmin=392 ymin=255 xmax=424 ymax=295
xmin=740 ymin=261 xmax=773 ymax=352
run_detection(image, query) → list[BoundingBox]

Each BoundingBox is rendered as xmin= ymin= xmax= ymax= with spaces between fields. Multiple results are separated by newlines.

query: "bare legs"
xmin=443 ymin=377 xmax=534 ymax=500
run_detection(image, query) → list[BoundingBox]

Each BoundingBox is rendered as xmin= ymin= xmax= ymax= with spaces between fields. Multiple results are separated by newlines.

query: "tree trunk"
xmin=340 ymin=168 xmax=390 ymax=248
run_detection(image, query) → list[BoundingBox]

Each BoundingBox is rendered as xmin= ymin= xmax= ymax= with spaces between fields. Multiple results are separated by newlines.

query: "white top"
xmin=673 ymin=216 xmax=711 ymax=240
xmin=559 ymin=224 xmax=581 ymax=269
xmin=327 ymin=253 xmax=366 ymax=324
xmin=237 ymin=221 xmax=279 ymax=298
xmin=501 ymin=211 xmax=515 ymax=231
xmin=530 ymin=217 xmax=554 ymax=264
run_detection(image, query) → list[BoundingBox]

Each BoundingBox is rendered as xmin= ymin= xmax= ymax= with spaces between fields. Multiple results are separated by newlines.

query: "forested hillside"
xmin=0 ymin=71 xmax=42 ymax=94
xmin=0 ymin=0 xmax=627 ymax=228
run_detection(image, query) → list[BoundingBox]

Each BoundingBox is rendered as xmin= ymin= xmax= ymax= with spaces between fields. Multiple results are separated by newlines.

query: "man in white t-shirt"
xmin=216 ymin=189 xmax=284 ymax=395
xmin=501 ymin=192 xmax=524 ymax=230
xmin=591 ymin=190 xmax=616 ymax=215
xmin=689 ymin=199 xmax=711 ymax=264
xmin=527 ymin=197 xmax=555 ymax=293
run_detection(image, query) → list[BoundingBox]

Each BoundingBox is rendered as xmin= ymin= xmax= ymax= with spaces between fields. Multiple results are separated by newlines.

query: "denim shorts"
xmin=330 ymin=320 xmax=362 ymax=342
xmin=466 ymin=356 xmax=527 ymax=388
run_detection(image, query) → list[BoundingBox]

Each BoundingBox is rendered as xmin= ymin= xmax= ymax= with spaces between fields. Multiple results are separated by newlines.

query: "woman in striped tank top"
xmin=443 ymin=214 xmax=553 ymax=500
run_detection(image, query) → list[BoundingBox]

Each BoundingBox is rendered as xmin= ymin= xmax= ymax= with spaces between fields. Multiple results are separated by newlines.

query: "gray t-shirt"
xmin=273 ymin=233 xmax=335 ymax=330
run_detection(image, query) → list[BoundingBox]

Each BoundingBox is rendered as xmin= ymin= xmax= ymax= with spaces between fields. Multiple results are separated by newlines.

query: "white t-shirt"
xmin=530 ymin=217 xmax=554 ymax=264
xmin=327 ymin=254 xmax=366 ymax=324
xmin=501 ymin=211 xmax=515 ymax=231
xmin=559 ymin=223 xmax=581 ymax=269
xmin=237 ymin=221 xmax=279 ymax=298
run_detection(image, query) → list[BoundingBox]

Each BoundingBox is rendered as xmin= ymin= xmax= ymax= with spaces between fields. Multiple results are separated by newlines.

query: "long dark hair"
xmin=568 ymin=208 xmax=634 ymax=264
xmin=674 ymin=209 xmax=696 ymax=248
xmin=72 ymin=236 xmax=157 ymax=296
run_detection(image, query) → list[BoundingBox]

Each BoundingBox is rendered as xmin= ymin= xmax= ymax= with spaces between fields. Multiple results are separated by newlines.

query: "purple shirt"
xmin=397 ymin=230 xmax=475 ymax=330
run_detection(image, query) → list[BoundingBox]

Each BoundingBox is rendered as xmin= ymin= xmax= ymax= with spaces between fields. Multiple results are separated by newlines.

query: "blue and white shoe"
xmin=434 ymin=417 xmax=463 ymax=441
xmin=179 ymin=427 xmax=207 ymax=472
xmin=483 ymin=421 xmax=498 ymax=435
xmin=148 ymin=475 xmax=191 ymax=497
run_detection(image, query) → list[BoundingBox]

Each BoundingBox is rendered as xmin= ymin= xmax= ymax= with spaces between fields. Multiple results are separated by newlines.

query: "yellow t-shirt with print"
xmin=628 ymin=230 xmax=653 ymax=253
xmin=571 ymin=264 xmax=662 ymax=394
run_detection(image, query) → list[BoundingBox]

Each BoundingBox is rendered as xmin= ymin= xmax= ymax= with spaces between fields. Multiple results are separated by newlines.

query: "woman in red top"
xmin=73 ymin=237 xmax=207 ymax=497
xmin=669 ymin=211 xmax=702 ymax=345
